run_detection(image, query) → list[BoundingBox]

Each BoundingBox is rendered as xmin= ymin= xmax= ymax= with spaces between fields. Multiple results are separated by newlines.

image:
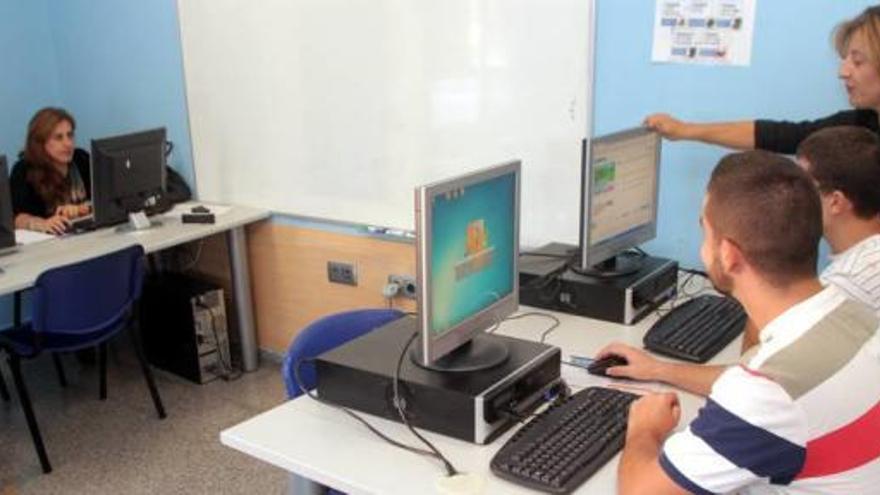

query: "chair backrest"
xmin=31 ymin=244 xmax=145 ymax=335
xmin=283 ymin=308 xmax=405 ymax=399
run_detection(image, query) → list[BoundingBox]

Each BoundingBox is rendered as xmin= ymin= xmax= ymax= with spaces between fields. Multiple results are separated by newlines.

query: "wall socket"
xmin=388 ymin=274 xmax=417 ymax=299
xmin=328 ymin=261 xmax=357 ymax=286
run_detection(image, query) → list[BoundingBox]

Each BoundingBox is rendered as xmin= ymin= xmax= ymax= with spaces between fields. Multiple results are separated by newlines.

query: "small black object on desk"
xmin=182 ymin=212 xmax=215 ymax=224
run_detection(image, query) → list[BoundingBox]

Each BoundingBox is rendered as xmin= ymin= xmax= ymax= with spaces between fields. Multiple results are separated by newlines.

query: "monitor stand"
xmin=409 ymin=334 xmax=509 ymax=373
xmin=569 ymin=251 xmax=645 ymax=278
xmin=116 ymin=211 xmax=162 ymax=233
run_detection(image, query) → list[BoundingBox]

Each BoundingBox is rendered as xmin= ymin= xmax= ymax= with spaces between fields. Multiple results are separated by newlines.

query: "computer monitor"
xmin=413 ymin=160 xmax=520 ymax=372
xmin=577 ymin=127 xmax=660 ymax=276
xmin=91 ymin=128 xmax=167 ymax=231
xmin=0 ymin=156 xmax=16 ymax=254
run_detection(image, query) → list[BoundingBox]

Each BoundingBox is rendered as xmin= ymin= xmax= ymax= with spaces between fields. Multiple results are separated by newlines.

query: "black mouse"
xmin=191 ymin=205 xmax=210 ymax=214
xmin=587 ymin=355 xmax=628 ymax=377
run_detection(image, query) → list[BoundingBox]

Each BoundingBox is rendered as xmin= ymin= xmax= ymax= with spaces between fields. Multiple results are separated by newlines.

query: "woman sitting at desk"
xmin=11 ymin=107 xmax=92 ymax=235
xmin=644 ymin=6 xmax=880 ymax=153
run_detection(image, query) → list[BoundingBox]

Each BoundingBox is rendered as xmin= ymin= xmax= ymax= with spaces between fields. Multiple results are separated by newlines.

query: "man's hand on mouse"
xmin=594 ymin=343 xmax=664 ymax=382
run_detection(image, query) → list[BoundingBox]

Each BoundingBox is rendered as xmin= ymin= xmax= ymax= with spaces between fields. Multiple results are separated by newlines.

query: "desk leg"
xmin=226 ymin=226 xmax=259 ymax=372
xmin=288 ymin=474 xmax=326 ymax=495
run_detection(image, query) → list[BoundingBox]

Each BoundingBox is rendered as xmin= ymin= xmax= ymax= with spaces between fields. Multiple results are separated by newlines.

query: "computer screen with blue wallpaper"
xmin=428 ymin=169 xmax=516 ymax=337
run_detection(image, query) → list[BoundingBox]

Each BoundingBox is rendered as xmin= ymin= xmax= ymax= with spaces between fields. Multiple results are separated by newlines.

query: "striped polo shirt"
xmin=821 ymin=233 xmax=880 ymax=315
xmin=659 ymin=285 xmax=880 ymax=494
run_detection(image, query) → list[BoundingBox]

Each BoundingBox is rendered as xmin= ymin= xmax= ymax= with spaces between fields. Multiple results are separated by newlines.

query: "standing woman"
xmin=645 ymin=5 xmax=880 ymax=154
xmin=11 ymin=107 xmax=92 ymax=235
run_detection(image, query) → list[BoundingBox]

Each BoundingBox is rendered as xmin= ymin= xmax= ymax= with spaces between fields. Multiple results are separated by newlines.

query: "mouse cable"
xmin=489 ymin=311 xmax=561 ymax=343
xmin=393 ymin=332 xmax=459 ymax=476
xmin=293 ymin=356 xmax=454 ymax=474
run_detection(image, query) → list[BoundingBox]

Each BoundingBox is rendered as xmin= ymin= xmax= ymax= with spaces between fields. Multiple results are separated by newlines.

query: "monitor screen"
xmin=91 ymin=128 xmax=167 ymax=228
xmin=581 ymin=128 xmax=660 ymax=269
xmin=0 ymin=156 xmax=15 ymax=251
xmin=416 ymin=161 xmax=520 ymax=366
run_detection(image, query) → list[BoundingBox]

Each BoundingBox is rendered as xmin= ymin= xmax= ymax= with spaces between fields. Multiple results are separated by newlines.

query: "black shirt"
xmin=755 ymin=109 xmax=880 ymax=155
xmin=10 ymin=148 xmax=91 ymax=218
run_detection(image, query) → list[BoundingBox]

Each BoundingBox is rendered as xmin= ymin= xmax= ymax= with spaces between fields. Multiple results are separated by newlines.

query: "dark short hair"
xmin=706 ymin=151 xmax=822 ymax=285
xmin=796 ymin=126 xmax=880 ymax=219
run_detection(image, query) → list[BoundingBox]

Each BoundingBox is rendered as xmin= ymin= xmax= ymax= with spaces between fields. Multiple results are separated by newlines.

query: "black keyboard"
xmin=68 ymin=216 xmax=96 ymax=234
xmin=643 ymin=294 xmax=747 ymax=363
xmin=491 ymin=387 xmax=638 ymax=494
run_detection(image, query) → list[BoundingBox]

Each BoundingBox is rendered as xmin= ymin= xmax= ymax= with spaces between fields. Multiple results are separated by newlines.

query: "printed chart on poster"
xmin=652 ymin=0 xmax=756 ymax=66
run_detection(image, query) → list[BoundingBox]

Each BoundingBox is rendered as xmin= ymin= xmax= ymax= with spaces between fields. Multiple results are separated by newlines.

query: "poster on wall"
xmin=652 ymin=0 xmax=757 ymax=66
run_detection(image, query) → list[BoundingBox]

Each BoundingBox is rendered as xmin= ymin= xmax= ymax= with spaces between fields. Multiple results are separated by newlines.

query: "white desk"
xmin=221 ymin=303 xmax=742 ymax=494
xmin=0 ymin=202 xmax=270 ymax=371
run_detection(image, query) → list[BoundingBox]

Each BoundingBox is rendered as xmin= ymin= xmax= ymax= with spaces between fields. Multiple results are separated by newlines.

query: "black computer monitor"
xmin=91 ymin=128 xmax=167 ymax=231
xmin=0 ymin=155 xmax=15 ymax=253
xmin=413 ymin=160 xmax=520 ymax=372
xmin=575 ymin=128 xmax=661 ymax=277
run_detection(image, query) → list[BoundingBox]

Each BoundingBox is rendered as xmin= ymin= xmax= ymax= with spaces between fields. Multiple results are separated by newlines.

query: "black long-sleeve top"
xmin=10 ymin=148 xmax=91 ymax=218
xmin=755 ymin=109 xmax=880 ymax=155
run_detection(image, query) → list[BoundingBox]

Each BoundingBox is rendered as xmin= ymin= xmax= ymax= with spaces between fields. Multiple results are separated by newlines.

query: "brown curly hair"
xmin=23 ymin=107 xmax=77 ymax=213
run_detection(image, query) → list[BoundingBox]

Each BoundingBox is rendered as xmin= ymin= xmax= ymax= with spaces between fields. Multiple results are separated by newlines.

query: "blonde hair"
xmin=834 ymin=6 xmax=880 ymax=74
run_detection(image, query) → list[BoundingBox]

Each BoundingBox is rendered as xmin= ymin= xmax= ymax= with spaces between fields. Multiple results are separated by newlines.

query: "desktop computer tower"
xmin=520 ymin=243 xmax=678 ymax=324
xmin=316 ymin=316 xmax=563 ymax=444
xmin=140 ymin=273 xmax=231 ymax=384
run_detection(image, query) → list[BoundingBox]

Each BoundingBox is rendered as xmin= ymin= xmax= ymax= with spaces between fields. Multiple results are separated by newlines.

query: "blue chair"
xmin=283 ymin=308 xmax=405 ymax=399
xmin=0 ymin=244 xmax=166 ymax=474
xmin=282 ymin=308 xmax=405 ymax=495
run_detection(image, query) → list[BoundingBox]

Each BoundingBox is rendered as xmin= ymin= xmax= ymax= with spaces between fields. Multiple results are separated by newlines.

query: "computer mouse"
xmin=587 ymin=354 xmax=628 ymax=377
xmin=191 ymin=205 xmax=211 ymax=214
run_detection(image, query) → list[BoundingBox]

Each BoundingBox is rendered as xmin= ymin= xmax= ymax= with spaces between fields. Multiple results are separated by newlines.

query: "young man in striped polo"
xmin=596 ymin=125 xmax=880 ymax=395
xmin=797 ymin=125 xmax=880 ymax=314
xmin=617 ymin=150 xmax=880 ymax=494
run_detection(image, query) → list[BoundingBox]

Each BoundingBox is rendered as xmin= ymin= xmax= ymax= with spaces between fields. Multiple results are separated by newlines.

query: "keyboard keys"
xmin=491 ymin=387 xmax=638 ymax=494
xmin=643 ymin=294 xmax=747 ymax=363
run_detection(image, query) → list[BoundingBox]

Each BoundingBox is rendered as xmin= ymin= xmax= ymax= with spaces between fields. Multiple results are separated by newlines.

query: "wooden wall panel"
xmin=245 ymin=222 xmax=416 ymax=354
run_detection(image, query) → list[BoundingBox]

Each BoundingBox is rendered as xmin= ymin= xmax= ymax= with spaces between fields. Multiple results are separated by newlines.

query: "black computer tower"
xmin=520 ymin=243 xmax=678 ymax=324
xmin=140 ymin=273 xmax=231 ymax=384
xmin=316 ymin=317 xmax=563 ymax=444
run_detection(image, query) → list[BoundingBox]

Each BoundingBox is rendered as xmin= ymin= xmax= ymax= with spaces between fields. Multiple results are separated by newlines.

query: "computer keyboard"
xmin=491 ymin=386 xmax=638 ymax=494
xmin=68 ymin=216 xmax=96 ymax=234
xmin=643 ymin=294 xmax=747 ymax=363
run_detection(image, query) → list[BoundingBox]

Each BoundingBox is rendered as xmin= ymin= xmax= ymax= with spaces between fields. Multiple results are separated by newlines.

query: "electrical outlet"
xmin=388 ymin=274 xmax=416 ymax=299
xmin=328 ymin=261 xmax=357 ymax=286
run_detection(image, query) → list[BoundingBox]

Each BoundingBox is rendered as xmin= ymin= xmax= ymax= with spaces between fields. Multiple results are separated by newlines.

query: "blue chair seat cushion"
xmin=0 ymin=321 xmax=125 ymax=357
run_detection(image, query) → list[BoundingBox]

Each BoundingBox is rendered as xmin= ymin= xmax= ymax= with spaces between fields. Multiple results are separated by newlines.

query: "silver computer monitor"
xmin=413 ymin=160 xmax=520 ymax=371
xmin=578 ymin=127 xmax=661 ymax=275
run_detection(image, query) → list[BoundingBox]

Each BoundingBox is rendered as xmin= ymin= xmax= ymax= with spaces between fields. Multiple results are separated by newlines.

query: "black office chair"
xmin=0 ymin=244 xmax=166 ymax=473
xmin=0 ymin=366 xmax=9 ymax=401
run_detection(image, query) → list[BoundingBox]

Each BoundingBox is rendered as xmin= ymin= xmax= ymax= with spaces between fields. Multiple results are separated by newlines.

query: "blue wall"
xmin=0 ymin=0 xmax=875 ymax=274
xmin=594 ymin=0 xmax=875 ymax=268
xmin=0 ymin=0 xmax=60 ymax=162
xmin=0 ymin=0 xmax=194 ymax=327
xmin=48 ymin=0 xmax=195 ymax=187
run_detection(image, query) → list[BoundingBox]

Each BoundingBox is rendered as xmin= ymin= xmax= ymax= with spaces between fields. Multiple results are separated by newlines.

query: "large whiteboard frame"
xmin=178 ymin=0 xmax=596 ymax=246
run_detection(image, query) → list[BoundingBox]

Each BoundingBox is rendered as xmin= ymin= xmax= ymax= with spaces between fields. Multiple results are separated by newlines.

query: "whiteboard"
xmin=178 ymin=0 xmax=593 ymax=246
